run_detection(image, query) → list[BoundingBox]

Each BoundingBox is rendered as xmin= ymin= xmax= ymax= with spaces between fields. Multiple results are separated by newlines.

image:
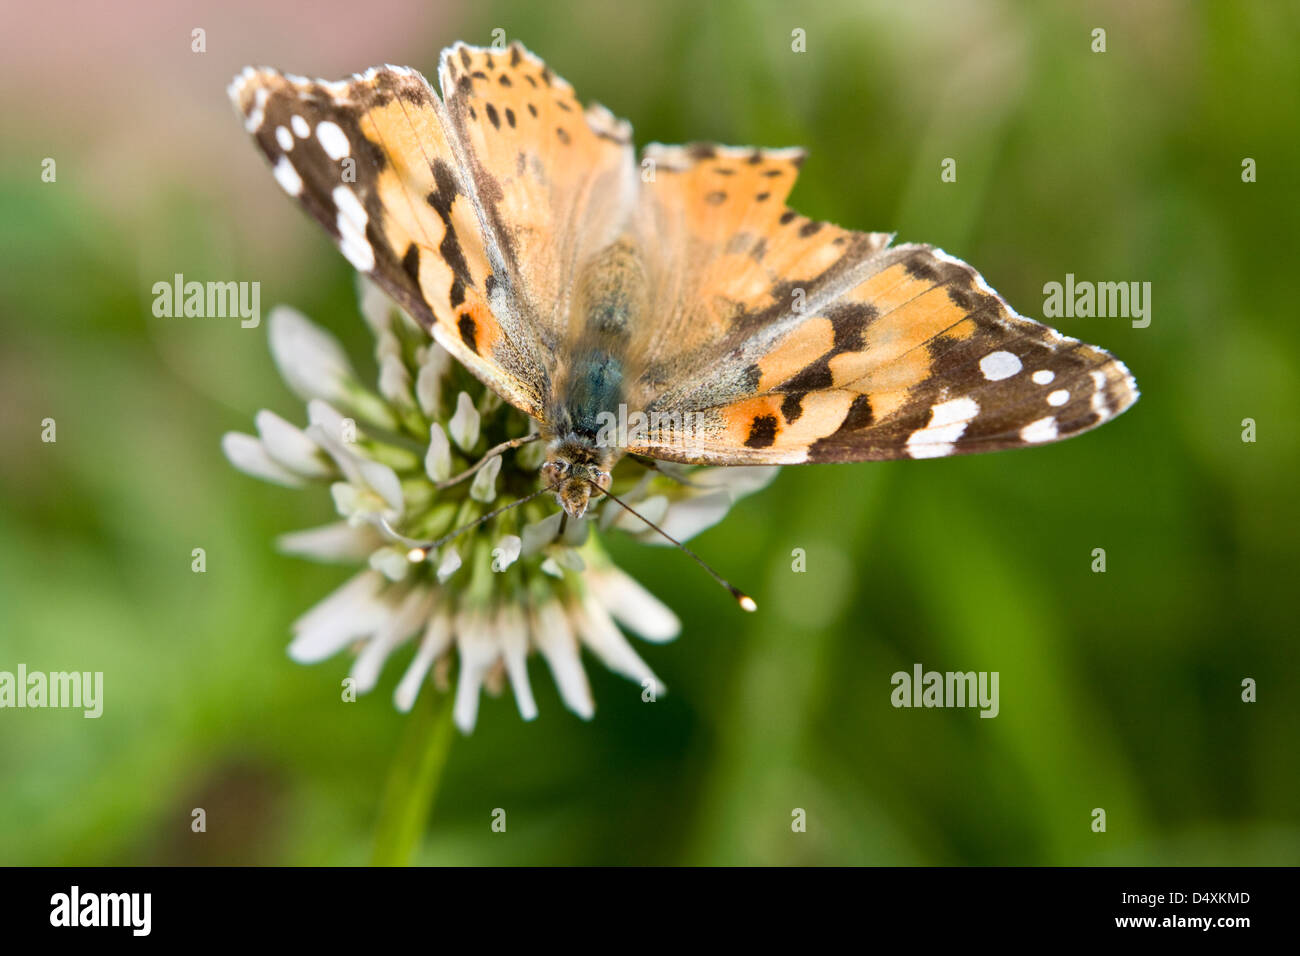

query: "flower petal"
xmin=453 ymin=607 xmax=500 ymax=733
xmin=357 ymin=276 xmax=395 ymax=335
xmin=309 ymin=423 xmax=404 ymax=520
xmin=532 ymin=601 xmax=594 ymax=719
xmin=436 ymin=545 xmax=462 ymax=582
xmin=351 ymin=586 xmax=433 ymax=693
xmin=288 ymin=570 xmax=389 ymax=663
xmin=469 ymin=454 xmax=502 ymax=502
xmin=554 ymin=549 xmax=585 ymax=573
xmin=588 ymin=565 xmax=681 ymax=643
xmin=693 ymin=465 xmax=780 ymax=498
xmin=645 ymin=491 xmax=732 ymax=544
xmin=268 ymin=306 xmax=356 ymax=404
xmin=497 ymin=605 xmax=537 ymax=721
xmin=492 ymin=534 xmax=522 ymax=571
xmin=561 ymin=514 xmax=591 ymax=547
xmin=357 ymin=458 xmax=404 ymax=515
xmin=520 ymin=512 xmax=563 ymax=556
xmin=448 ymin=391 xmax=480 ymax=450
xmin=378 ymin=352 xmax=413 ymax=408
xmin=306 ymin=399 xmax=351 ymax=440
xmin=371 ymin=327 xmax=400 ymax=361
xmin=425 ymin=423 xmax=451 ymax=482
xmin=255 ymin=410 xmax=332 ymax=478
xmin=415 ymin=344 xmax=452 ymax=418
xmin=609 ymin=494 xmax=669 ymax=535
xmin=278 ymin=521 xmax=383 ymax=562
xmin=369 ymin=546 xmax=411 ymax=582
xmin=572 ymin=593 xmax=663 ymax=693
xmin=222 ymin=432 xmax=304 ymax=487
xmin=394 ymin=607 xmax=453 ymax=712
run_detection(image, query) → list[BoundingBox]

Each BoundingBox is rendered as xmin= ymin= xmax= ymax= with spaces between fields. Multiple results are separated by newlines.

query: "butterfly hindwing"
xmin=627 ymin=239 xmax=1138 ymax=464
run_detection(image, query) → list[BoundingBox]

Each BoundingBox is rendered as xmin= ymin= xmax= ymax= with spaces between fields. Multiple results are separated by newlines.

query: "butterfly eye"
xmin=545 ymin=459 xmax=569 ymax=474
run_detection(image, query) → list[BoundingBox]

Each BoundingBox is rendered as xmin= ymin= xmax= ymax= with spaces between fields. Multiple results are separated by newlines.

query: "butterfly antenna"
xmin=587 ymin=480 xmax=757 ymax=612
xmin=378 ymin=483 xmax=558 ymax=560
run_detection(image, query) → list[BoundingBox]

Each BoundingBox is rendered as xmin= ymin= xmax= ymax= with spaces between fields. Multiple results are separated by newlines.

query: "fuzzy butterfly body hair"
xmin=229 ymin=40 xmax=1137 ymax=526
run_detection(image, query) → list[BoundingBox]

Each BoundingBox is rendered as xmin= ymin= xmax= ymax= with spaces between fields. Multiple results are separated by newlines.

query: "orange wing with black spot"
xmin=231 ymin=46 xmax=1137 ymax=467
xmin=229 ymin=63 xmax=551 ymax=418
xmin=229 ymin=44 xmax=641 ymax=424
xmin=624 ymin=144 xmax=1137 ymax=464
xmin=437 ymin=42 xmax=636 ymax=355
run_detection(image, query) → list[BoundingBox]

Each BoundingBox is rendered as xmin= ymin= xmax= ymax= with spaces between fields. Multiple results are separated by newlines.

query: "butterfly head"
xmin=542 ymin=438 xmax=614 ymax=519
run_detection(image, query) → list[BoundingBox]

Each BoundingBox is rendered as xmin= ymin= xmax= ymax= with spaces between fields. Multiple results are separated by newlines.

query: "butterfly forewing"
xmin=437 ymin=42 xmax=638 ymax=355
xmin=228 ymin=63 xmax=548 ymax=418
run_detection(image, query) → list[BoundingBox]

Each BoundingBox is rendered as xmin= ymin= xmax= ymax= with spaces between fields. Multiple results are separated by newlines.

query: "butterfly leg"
xmin=435 ymin=433 xmax=540 ymax=490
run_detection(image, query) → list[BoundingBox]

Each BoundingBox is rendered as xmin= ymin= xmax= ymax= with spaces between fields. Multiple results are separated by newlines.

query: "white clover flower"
xmin=223 ymin=279 xmax=775 ymax=733
xmin=267 ymin=306 xmax=357 ymax=406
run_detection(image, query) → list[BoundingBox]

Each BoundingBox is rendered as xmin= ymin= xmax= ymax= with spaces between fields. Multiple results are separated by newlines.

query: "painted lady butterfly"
xmin=230 ymin=41 xmax=1137 ymax=528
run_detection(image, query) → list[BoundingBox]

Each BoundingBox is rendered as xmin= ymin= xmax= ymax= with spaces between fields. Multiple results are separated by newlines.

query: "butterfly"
xmin=229 ymin=41 xmax=1137 ymax=530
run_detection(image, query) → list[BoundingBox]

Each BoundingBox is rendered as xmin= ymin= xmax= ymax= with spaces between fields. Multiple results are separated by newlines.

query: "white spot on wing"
xmin=930 ymin=397 xmax=978 ymax=428
xmin=1047 ymin=389 xmax=1070 ymax=407
xmin=316 ymin=120 xmax=350 ymax=160
xmin=275 ymin=126 xmax=294 ymax=151
xmin=333 ymin=185 xmax=366 ymax=230
xmin=907 ymin=397 xmax=979 ymax=459
xmin=291 ymin=114 xmax=310 ymax=138
xmin=1032 ymin=369 xmax=1055 ymax=385
xmin=245 ymin=87 xmax=268 ymax=132
xmin=980 ymin=350 xmax=1022 ymax=381
xmin=332 ymin=185 xmax=374 ymax=272
xmin=1090 ymin=370 xmax=1110 ymax=419
xmin=273 ymin=157 xmax=302 ymax=195
xmin=1020 ymin=416 xmax=1058 ymax=443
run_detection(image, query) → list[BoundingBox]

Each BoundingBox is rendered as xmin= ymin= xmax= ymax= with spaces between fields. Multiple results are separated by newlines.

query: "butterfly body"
xmin=549 ymin=237 xmax=643 ymax=436
xmin=539 ymin=235 xmax=655 ymax=516
xmin=230 ymin=41 xmax=1137 ymax=523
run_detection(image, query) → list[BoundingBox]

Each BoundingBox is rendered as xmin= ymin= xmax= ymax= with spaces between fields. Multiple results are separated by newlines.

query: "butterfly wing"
xmin=624 ymin=146 xmax=1137 ymax=464
xmin=436 ymin=42 xmax=638 ymax=356
xmin=229 ymin=64 xmax=549 ymax=417
xmin=230 ymin=45 xmax=638 ymax=424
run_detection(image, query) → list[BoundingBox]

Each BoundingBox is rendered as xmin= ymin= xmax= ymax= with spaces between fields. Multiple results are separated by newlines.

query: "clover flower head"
xmin=223 ymin=280 xmax=777 ymax=732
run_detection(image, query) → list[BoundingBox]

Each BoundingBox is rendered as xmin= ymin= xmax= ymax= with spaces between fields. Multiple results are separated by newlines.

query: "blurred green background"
xmin=1 ymin=0 xmax=1297 ymax=865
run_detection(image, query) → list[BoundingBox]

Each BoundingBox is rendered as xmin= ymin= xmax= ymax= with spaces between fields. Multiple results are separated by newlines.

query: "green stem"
xmin=371 ymin=689 xmax=456 ymax=866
